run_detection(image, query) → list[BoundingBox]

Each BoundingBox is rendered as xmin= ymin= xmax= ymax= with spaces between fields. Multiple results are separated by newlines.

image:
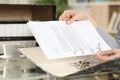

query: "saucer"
xmin=0 ymin=55 xmax=26 ymax=60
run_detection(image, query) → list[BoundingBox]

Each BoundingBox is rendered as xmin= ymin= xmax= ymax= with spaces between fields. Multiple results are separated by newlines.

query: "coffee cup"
xmin=2 ymin=44 xmax=23 ymax=59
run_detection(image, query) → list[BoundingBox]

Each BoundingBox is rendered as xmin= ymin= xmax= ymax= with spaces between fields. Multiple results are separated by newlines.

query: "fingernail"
xmin=67 ymin=21 xmax=71 ymax=25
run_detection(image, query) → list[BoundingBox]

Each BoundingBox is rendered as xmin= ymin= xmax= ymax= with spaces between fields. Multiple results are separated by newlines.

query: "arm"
xmin=97 ymin=27 xmax=120 ymax=48
xmin=59 ymin=10 xmax=120 ymax=48
xmin=95 ymin=27 xmax=120 ymax=61
xmin=59 ymin=10 xmax=120 ymax=61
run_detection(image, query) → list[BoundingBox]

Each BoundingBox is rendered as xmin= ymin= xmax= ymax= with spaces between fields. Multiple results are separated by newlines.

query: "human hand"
xmin=94 ymin=49 xmax=120 ymax=62
xmin=59 ymin=10 xmax=97 ymax=28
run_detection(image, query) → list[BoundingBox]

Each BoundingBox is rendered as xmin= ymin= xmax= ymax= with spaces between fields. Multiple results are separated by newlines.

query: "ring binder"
xmin=27 ymin=20 xmax=111 ymax=59
xmin=71 ymin=43 xmax=103 ymax=70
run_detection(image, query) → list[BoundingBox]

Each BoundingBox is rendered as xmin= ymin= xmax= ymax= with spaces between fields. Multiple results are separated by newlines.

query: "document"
xmin=18 ymin=21 xmax=111 ymax=77
xmin=27 ymin=20 xmax=111 ymax=59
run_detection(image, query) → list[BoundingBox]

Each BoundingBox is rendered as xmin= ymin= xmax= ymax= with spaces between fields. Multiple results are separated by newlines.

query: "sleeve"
xmin=97 ymin=27 xmax=120 ymax=49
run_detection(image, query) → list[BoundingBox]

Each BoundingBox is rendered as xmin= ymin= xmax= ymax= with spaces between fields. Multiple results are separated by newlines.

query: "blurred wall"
xmin=0 ymin=0 xmax=37 ymax=4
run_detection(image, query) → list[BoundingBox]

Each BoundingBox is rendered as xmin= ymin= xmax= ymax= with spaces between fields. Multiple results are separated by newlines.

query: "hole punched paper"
xmin=27 ymin=20 xmax=111 ymax=59
xmin=25 ymin=20 xmax=111 ymax=77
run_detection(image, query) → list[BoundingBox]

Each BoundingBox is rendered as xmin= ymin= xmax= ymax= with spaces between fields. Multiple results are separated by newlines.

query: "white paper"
xmin=27 ymin=20 xmax=111 ymax=59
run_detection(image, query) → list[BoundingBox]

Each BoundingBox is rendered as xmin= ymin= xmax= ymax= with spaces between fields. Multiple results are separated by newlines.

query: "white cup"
xmin=3 ymin=44 xmax=23 ymax=58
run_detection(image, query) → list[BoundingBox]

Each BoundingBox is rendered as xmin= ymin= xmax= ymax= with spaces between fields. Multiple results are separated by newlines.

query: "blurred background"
xmin=0 ymin=0 xmax=119 ymax=53
xmin=0 ymin=0 xmax=119 ymax=80
xmin=36 ymin=0 xmax=120 ymax=37
xmin=0 ymin=0 xmax=119 ymax=47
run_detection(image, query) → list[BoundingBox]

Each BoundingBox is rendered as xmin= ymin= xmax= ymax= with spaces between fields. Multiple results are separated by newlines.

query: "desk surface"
xmin=0 ymin=56 xmax=119 ymax=80
xmin=0 ymin=57 xmax=47 ymax=80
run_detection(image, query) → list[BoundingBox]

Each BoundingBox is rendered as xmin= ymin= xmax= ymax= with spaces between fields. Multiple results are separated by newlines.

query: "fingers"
xmin=100 ymin=49 xmax=120 ymax=56
xmin=59 ymin=10 xmax=86 ymax=24
xmin=59 ymin=10 xmax=97 ymax=28
xmin=100 ymin=50 xmax=114 ymax=56
xmin=59 ymin=10 xmax=75 ymax=21
xmin=112 ymin=49 xmax=120 ymax=53
xmin=94 ymin=49 xmax=114 ymax=61
xmin=94 ymin=54 xmax=114 ymax=62
xmin=94 ymin=49 xmax=120 ymax=61
xmin=66 ymin=13 xmax=86 ymax=24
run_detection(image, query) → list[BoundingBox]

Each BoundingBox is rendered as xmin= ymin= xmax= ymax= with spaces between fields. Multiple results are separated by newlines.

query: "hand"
xmin=59 ymin=10 xmax=97 ymax=28
xmin=94 ymin=49 xmax=120 ymax=61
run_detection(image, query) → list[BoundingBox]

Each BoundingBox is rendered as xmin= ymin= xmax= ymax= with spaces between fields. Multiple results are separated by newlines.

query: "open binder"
xmin=27 ymin=21 xmax=111 ymax=59
xmin=19 ymin=20 xmax=111 ymax=77
xmin=18 ymin=47 xmax=101 ymax=77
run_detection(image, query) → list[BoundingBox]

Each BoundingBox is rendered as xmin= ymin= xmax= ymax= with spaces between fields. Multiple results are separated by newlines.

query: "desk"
xmin=0 ymin=57 xmax=119 ymax=80
xmin=0 ymin=57 xmax=48 ymax=80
